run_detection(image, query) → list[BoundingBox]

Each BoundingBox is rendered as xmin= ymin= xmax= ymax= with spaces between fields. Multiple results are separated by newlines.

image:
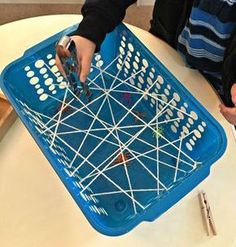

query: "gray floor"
xmin=0 ymin=4 xmax=153 ymax=30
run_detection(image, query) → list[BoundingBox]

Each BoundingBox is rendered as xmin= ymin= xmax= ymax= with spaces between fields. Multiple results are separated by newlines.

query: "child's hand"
xmin=56 ymin=35 xmax=96 ymax=83
xmin=219 ymin=83 xmax=236 ymax=125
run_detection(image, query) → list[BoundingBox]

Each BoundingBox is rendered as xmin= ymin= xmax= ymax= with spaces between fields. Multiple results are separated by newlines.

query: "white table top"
xmin=0 ymin=15 xmax=236 ymax=247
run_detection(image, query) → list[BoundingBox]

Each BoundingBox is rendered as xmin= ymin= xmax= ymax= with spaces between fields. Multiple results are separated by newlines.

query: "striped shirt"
xmin=177 ymin=0 xmax=236 ymax=93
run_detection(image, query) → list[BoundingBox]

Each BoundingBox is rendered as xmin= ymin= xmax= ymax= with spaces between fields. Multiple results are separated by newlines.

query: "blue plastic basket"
xmin=0 ymin=23 xmax=227 ymax=236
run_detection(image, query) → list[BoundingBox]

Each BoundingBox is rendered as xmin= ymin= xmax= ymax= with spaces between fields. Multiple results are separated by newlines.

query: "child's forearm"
xmin=75 ymin=0 xmax=137 ymax=51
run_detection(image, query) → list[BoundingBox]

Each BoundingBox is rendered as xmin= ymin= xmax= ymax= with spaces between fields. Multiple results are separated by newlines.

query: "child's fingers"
xmin=55 ymin=35 xmax=95 ymax=84
xmin=219 ymin=103 xmax=234 ymax=115
xmin=79 ymin=56 xmax=92 ymax=83
xmin=219 ymin=103 xmax=236 ymax=124
xmin=70 ymin=35 xmax=95 ymax=83
xmin=231 ymin=83 xmax=236 ymax=106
